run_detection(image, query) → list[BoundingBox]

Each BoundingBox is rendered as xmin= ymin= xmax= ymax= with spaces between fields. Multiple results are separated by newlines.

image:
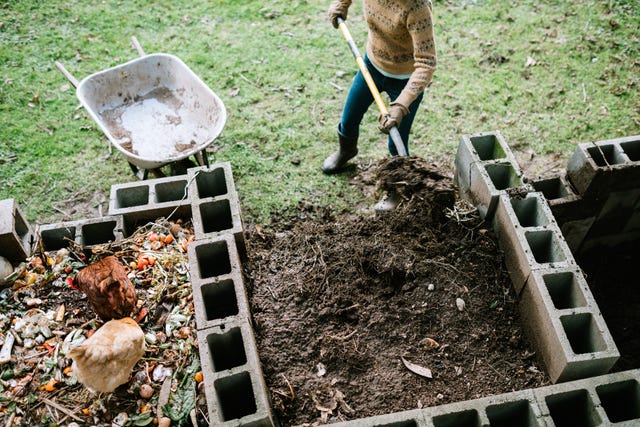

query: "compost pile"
xmin=0 ymin=220 xmax=207 ymax=426
xmin=245 ymin=157 xmax=549 ymax=426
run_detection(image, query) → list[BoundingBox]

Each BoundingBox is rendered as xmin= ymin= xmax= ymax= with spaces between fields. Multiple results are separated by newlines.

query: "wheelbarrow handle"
xmin=54 ymin=61 xmax=79 ymax=88
xmin=131 ymin=36 xmax=146 ymax=57
xmin=55 ymin=36 xmax=145 ymax=88
xmin=336 ymin=17 xmax=407 ymax=156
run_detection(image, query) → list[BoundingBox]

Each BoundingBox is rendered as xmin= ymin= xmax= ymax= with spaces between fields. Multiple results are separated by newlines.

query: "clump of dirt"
xmin=244 ymin=157 xmax=549 ymax=426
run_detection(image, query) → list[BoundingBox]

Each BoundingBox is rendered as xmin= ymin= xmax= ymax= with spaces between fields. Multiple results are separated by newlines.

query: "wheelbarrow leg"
xmin=128 ymin=162 xmax=150 ymax=180
xmin=195 ymin=149 xmax=209 ymax=167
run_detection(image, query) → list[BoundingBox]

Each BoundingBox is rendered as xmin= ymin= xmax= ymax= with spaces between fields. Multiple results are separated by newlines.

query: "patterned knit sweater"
xmin=335 ymin=0 xmax=437 ymax=107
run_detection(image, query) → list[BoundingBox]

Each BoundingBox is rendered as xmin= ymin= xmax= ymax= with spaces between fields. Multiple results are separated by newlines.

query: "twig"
xmin=280 ymin=373 xmax=295 ymax=400
xmin=5 ymin=412 xmax=15 ymax=427
xmin=265 ymin=284 xmax=279 ymax=300
xmin=240 ymin=73 xmax=260 ymax=88
xmin=41 ymin=397 xmax=84 ymax=422
xmin=328 ymin=329 xmax=358 ymax=341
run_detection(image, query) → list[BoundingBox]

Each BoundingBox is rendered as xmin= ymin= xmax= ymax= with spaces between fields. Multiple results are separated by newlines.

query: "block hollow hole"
xmin=620 ymin=139 xmax=640 ymax=161
xmin=543 ymin=271 xmax=587 ymax=309
xmin=485 ymin=399 xmax=540 ymax=427
xmin=596 ymin=379 xmax=640 ymax=423
xmin=13 ymin=206 xmax=30 ymax=246
xmin=201 ymin=279 xmax=239 ymax=321
xmin=195 ymin=167 xmax=228 ymax=198
xmin=545 ymin=389 xmax=601 ymax=427
xmin=206 ymin=326 xmax=247 ymax=372
xmin=155 ymin=179 xmax=188 ymax=203
xmin=373 ymin=422 xmax=417 ymax=427
xmin=40 ymin=227 xmax=76 ymax=251
xmin=194 ymin=240 xmax=233 ymax=279
xmin=531 ymin=177 xmax=572 ymax=200
xmin=198 ymin=199 xmax=233 ymax=234
xmin=485 ymin=163 xmax=522 ymax=191
xmin=511 ymin=196 xmax=550 ymax=227
xmin=560 ymin=313 xmax=608 ymax=354
xmin=432 ymin=409 xmax=481 ymax=427
xmin=524 ymin=230 xmax=566 ymax=264
xmin=587 ymin=144 xmax=625 ymax=166
xmin=81 ymin=220 xmax=117 ymax=246
xmin=214 ymin=371 xmax=257 ymax=421
xmin=114 ymin=185 xmax=149 ymax=209
xmin=470 ymin=134 xmax=506 ymax=161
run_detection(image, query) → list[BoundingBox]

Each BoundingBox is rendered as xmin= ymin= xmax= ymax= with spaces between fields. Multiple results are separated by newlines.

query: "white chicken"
xmin=68 ymin=317 xmax=145 ymax=393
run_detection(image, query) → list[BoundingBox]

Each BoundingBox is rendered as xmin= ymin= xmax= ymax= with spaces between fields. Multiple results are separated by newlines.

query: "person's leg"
xmin=323 ymin=63 xmax=377 ymax=173
xmin=339 ymin=68 xmax=375 ymax=138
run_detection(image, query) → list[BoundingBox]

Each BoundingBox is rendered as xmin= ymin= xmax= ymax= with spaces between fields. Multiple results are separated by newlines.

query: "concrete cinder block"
xmin=454 ymin=130 xmax=518 ymax=192
xmin=421 ymin=389 xmax=543 ymax=427
xmin=37 ymin=220 xmax=82 ymax=251
xmin=519 ymin=267 xmax=619 ymax=384
xmin=423 ymin=398 xmax=487 ymax=427
xmin=453 ymin=130 xmax=529 ymax=221
xmin=530 ymin=175 xmax=598 ymax=253
xmin=77 ymin=215 xmax=125 ymax=248
xmin=190 ymin=234 xmax=250 ymax=330
xmin=187 ymin=234 xmax=243 ymax=283
xmin=566 ymin=136 xmax=640 ymax=198
xmin=197 ymin=320 xmax=273 ymax=426
xmin=188 ymin=162 xmax=237 ymax=200
xmin=480 ymin=391 xmax=544 ymax=427
xmin=108 ymin=175 xmax=192 ymax=236
xmin=325 ymin=409 xmax=428 ymax=427
xmin=0 ymin=199 xmax=34 ymax=263
xmin=321 ymin=371 xmax=640 ymax=427
xmin=36 ymin=215 xmax=124 ymax=252
xmin=465 ymin=160 xmax=530 ymax=220
xmin=534 ymin=369 xmax=640 ymax=426
xmin=188 ymin=163 xmax=246 ymax=257
xmin=493 ymin=193 xmax=577 ymax=294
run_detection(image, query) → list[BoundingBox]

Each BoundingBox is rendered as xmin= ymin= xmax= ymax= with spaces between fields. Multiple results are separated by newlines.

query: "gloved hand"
xmin=378 ymin=102 xmax=409 ymax=134
xmin=328 ymin=1 xmax=348 ymax=29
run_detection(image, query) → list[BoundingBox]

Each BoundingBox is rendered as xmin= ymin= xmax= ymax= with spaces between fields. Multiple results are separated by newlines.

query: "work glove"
xmin=328 ymin=1 xmax=348 ymax=29
xmin=378 ymin=102 xmax=409 ymax=134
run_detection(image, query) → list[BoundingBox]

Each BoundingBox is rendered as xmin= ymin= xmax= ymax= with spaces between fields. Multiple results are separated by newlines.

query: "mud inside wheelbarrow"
xmin=75 ymin=53 xmax=226 ymax=171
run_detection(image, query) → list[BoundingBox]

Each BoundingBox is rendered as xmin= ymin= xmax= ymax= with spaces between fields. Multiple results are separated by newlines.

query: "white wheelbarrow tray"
xmin=58 ymin=46 xmax=226 ymax=172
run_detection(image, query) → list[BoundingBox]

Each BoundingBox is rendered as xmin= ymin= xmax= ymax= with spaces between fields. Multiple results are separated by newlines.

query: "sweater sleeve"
xmin=394 ymin=3 xmax=437 ymax=108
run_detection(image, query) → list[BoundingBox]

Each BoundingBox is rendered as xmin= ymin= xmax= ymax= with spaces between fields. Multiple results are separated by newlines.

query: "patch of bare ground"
xmin=244 ymin=157 xmax=549 ymax=426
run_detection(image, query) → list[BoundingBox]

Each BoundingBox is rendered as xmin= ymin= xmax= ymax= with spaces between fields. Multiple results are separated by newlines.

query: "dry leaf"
xmin=401 ymin=356 xmax=432 ymax=379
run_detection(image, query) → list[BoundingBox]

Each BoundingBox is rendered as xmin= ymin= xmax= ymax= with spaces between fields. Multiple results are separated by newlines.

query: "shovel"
xmin=336 ymin=17 xmax=407 ymax=157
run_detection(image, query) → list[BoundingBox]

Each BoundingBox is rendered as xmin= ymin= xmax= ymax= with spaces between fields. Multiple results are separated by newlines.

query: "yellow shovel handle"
xmin=336 ymin=18 xmax=407 ymax=156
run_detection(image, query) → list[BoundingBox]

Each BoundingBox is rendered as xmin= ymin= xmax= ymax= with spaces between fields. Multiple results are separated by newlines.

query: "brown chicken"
xmin=68 ymin=317 xmax=145 ymax=393
xmin=75 ymin=255 xmax=137 ymax=321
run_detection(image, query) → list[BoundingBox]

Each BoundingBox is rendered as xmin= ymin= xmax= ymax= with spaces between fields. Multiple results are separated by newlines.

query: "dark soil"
xmin=244 ymin=157 xmax=549 ymax=426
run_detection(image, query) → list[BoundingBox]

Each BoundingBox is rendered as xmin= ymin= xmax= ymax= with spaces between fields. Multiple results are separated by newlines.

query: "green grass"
xmin=1 ymin=0 xmax=638 ymax=225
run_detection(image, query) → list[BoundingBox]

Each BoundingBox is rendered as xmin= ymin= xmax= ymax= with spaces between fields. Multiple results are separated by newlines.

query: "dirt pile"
xmin=245 ymin=157 xmax=549 ymax=426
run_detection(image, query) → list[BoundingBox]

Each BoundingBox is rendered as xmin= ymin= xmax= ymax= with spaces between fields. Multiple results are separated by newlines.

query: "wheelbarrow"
xmin=55 ymin=37 xmax=226 ymax=179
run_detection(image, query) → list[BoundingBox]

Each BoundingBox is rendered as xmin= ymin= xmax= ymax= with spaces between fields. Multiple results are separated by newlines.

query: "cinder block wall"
xmin=2 ymin=138 xmax=639 ymax=425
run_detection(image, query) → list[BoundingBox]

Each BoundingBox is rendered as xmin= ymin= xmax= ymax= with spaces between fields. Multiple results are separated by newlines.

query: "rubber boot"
xmin=374 ymin=190 xmax=401 ymax=212
xmin=322 ymin=130 xmax=358 ymax=174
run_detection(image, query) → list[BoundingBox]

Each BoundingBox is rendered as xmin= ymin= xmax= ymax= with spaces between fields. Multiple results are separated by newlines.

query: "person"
xmin=323 ymin=0 xmax=437 ymax=210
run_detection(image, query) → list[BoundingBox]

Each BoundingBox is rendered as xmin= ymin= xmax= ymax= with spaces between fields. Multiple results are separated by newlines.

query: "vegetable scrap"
xmin=0 ymin=219 xmax=207 ymax=426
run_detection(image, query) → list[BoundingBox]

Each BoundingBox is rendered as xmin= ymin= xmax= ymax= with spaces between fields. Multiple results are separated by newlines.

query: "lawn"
xmin=1 ymin=0 xmax=638 ymax=225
